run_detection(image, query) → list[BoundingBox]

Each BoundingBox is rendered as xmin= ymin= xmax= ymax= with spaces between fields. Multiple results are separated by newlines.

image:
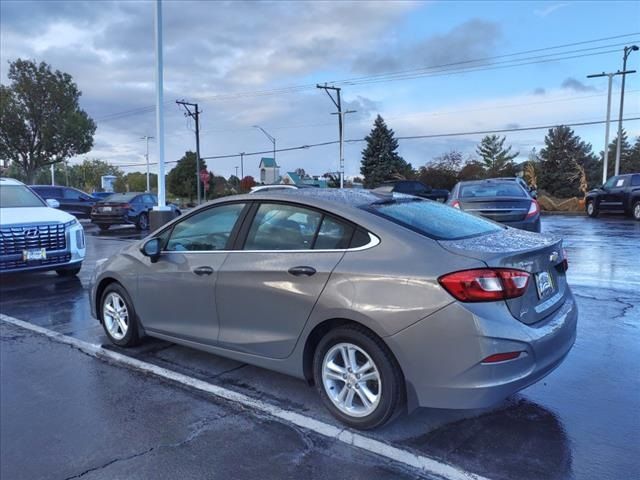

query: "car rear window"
xmin=365 ymin=198 xmax=502 ymax=240
xmin=102 ymin=192 xmax=137 ymax=202
xmin=459 ymin=183 xmax=527 ymax=198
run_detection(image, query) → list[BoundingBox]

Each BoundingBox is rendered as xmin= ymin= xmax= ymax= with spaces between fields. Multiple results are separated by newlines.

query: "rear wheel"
xmin=137 ymin=212 xmax=149 ymax=230
xmin=313 ymin=325 xmax=404 ymax=430
xmin=586 ymin=200 xmax=598 ymax=218
xmin=633 ymin=200 xmax=640 ymax=221
xmin=98 ymin=224 xmax=110 ymax=231
xmin=100 ymin=283 xmax=141 ymax=347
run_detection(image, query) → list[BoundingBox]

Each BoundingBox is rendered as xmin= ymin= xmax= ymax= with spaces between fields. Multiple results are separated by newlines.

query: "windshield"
xmin=366 ymin=198 xmax=502 ymax=240
xmin=0 ymin=185 xmax=46 ymax=208
xmin=459 ymin=183 xmax=527 ymax=198
xmin=101 ymin=192 xmax=137 ymax=202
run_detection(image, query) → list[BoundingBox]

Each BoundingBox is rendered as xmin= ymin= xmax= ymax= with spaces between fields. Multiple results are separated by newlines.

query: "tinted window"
xmin=0 ymin=185 xmax=46 ymax=208
xmin=143 ymin=194 xmax=156 ymax=204
xmin=33 ymin=187 xmax=58 ymax=198
xmin=63 ymin=188 xmax=83 ymax=200
xmin=459 ymin=183 xmax=527 ymax=198
xmin=366 ymin=199 xmax=502 ymax=240
xmin=165 ymin=203 xmax=245 ymax=251
xmin=350 ymin=228 xmax=372 ymax=248
xmin=244 ymin=203 xmax=322 ymax=250
xmin=105 ymin=192 xmax=138 ymax=203
xmin=603 ymin=176 xmax=618 ymax=189
xmin=632 ymin=175 xmax=640 ymax=187
xmin=315 ymin=216 xmax=354 ymax=249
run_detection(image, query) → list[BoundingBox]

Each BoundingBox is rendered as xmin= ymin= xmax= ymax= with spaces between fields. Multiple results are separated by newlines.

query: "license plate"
xmin=23 ymin=248 xmax=46 ymax=261
xmin=535 ymin=270 xmax=555 ymax=299
xmin=102 ymin=206 xmax=112 ymax=212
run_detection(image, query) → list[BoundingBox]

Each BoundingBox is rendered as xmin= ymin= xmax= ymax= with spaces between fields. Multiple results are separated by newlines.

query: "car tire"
xmin=56 ymin=265 xmax=81 ymax=277
xmin=100 ymin=283 xmax=141 ymax=347
xmin=313 ymin=324 xmax=404 ymax=430
xmin=136 ymin=212 xmax=149 ymax=231
xmin=98 ymin=224 xmax=110 ymax=231
xmin=633 ymin=200 xmax=640 ymax=221
xmin=586 ymin=200 xmax=599 ymax=218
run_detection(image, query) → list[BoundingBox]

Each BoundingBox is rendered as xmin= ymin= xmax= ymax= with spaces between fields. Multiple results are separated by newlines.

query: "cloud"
xmin=561 ymin=77 xmax=597 ymax=93
xmin=533 ymin=87 xmax=546 ymax=95
xmin=351 ymin=19 xmax=502 ymax=74
xmin=534 ymin=3 xmax=569 ymax=17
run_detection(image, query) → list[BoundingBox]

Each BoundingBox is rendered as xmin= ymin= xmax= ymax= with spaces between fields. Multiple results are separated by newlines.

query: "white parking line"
xmin=1 ymin=313 xmax=490 ymax=480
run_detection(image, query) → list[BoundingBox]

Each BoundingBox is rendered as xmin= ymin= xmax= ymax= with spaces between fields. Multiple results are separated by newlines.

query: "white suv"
xmin=0 ymin=177 xmax=86 ymax=276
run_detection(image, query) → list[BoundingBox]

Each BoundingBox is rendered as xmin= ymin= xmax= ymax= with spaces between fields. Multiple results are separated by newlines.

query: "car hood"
xmin=0 ymin=206 xmax=75 ymax=226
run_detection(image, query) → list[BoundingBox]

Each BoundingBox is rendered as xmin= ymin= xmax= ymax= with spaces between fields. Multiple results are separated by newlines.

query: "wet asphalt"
xmin=1 ymin=215 xmax=639 ymax=480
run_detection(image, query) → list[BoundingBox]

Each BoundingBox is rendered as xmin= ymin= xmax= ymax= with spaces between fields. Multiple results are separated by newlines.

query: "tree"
xmin=322 ymin=172 xmax=340 ymax=188
xmin=458 ymin=160 xmax=486 ymax=181
xmin=476 ymin=135 xmax=519 ymax=176
xmin=602 ymin=130 xmax=634 ymax=178
xmin=538 ymin=126 xmax=600 ymax=197
xmin=122 ymin=171 xmax=157 ymax=192
xmin=240 ymin=175 xmax=256 ymax=193
xmin=68 ymin=158 xmax=124 ymax=192
xmin=360 ymin=115 xmax=412 ymax=188
xmin=167 ymin=151 xmax=207 ymax=201
xmin=417 ymin=150 xmax=463 ymax=190
xmin=0 ymin=59 xmax=96 ymax=183
xmin=227 ymin=175 xmax=240 ymax=191
xmin=628 ymin=137 xmax=640 ymax=174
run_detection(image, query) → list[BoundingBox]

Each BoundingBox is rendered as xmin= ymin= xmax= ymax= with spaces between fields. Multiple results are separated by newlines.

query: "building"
xmin=281 ymin=171 xmax=328 ymax=188
xmin=259 ymin=157 xmax=280 ymax=184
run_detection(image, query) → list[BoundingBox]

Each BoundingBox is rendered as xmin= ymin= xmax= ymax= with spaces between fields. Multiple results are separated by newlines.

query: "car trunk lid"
xmin=459 ymin=197 xmax=532 ymax=222
xmin=438 ymin=228 xmax=568 ymax=325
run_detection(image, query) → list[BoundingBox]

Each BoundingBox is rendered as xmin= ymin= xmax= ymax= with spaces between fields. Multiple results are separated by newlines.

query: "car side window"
xmin=315 ymin=216 xmax=354 ymax=249
xmin=165 ymin=203 xmax=246 ymax=252
xmin=244 ymin=203 xmax=322 ymax=250
xmin=63 ymin=188 xmax=82 ymax=200
xmin=143 ymin=194 xmax=155 ymax=204
xmin=632 ymin=175 xmax=640 ymax=187
xmin=603 ymin=176 xmax=617 ymax=189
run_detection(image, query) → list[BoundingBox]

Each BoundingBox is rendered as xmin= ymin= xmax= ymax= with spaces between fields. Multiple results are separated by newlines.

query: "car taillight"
xmin=121 ymin=203 xmax=131 ymax=209
xmin=526 ymin=199 xmax=539 ymax=218
xmin=451 ymin=200 xmax=461 ymax=209
xmin=481 ymin=351 xmax=523 ymax=363
xmin=438 ymin=268 xmax=530 ymax=302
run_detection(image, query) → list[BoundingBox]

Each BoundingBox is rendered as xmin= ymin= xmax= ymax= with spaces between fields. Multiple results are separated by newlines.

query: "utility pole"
xmin=141 ymin=136 xmax=154 ymax=192
xmin=614 ymin=45 xmax=639 ymax=175
xmin=240 ymin=152 xmax=245 ymax=179
xmin=176 ymin=100 xmax=202 ymax=204
xmin=587 ymin=70 xmax=634 ymax=183
xmin=317 ymin=84 xmax=354 ymax=189
xmin=50 ymin=164 xmax=55 ymax=185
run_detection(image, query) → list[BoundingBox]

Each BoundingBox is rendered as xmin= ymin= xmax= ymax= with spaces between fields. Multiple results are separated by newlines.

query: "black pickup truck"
xmin=585 ymin=173 xmax=640 ymax=220
xmin=376 ymin=180 xmax=450 ymax=202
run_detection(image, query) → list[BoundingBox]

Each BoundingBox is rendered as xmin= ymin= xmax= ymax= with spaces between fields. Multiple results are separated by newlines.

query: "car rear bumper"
xmin=386 ymin=292 xmax=577 ymax=411
xmin=91 ymin=213 xmax=134 ymax=225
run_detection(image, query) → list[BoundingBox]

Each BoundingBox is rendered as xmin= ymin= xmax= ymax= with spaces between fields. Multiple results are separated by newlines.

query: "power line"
xmin=109 ymin=116 xmax=640 ymax=168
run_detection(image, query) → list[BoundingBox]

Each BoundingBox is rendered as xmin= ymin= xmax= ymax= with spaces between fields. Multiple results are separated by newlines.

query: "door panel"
xmin=216 ymin=251 xmax=344 ymax=358
xmin=137 ymin=252 xmax=227 ymax=343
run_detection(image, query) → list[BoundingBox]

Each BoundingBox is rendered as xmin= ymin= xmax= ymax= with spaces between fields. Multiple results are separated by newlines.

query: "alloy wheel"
xmin=103 ymin=292 xmax=129 ymax=340
xmin=322 ymin=342 xmax=381 ymax=418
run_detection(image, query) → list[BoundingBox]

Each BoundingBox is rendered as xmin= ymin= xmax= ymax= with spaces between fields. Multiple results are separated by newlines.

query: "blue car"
xmin=90 ymin=192 xmax=180 ymax=231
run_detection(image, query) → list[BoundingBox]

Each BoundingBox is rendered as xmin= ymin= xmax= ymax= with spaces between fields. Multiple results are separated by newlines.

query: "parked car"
xmin=374 ymin=180 xmax=449 ymax=202
xmin=90 ymin=192 xmax=181 ymax=231
xmin=0 ymin=178 xmax=85 ymax=275
xmin=91 ymin=189 xmax=576 ymax=429
xmin=31 ymin=185 xmax=97 ymax=219
xmin=91 ymin=191 xmax=114 ymax=201
xmin=448 ymin=179 xmax=541 ymax=232
xmin=585 ymin=173 xmax=640 ymax=220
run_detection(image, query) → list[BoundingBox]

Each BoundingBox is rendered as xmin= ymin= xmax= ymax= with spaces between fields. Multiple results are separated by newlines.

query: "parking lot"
xmin=1 ymin=215 xmax=639 ymax=480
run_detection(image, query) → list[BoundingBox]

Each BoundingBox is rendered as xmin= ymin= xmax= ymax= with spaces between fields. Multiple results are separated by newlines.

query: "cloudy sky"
xmin=1 ymin=0 xmax=639 ymax=180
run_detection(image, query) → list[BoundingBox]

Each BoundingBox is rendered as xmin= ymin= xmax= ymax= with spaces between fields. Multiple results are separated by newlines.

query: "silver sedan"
xmin=90 ymin=189 xmax=577 ymax=429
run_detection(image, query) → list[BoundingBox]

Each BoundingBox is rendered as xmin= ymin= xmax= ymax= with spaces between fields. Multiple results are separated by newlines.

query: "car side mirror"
xmin=46 ymin=198 xmax=60 ymax=208
xmin=140 ymin=238 xmax=162 ymax=263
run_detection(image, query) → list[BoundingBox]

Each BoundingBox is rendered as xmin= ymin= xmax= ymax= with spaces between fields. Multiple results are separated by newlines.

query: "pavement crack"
xmin=63 ymin=447 xmax=155 ymax=479
xmin=612 ymin=297 xmax=635 ymax=320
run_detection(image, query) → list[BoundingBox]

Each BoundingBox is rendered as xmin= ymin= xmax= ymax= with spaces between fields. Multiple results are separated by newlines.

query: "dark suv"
xmin=375 ymin=180 xmax=449 ymax=202
xmin=91 ymin=192 xmax=181 ymax=230
xmin=585 ymin=173 xmax=640 ymax=220
xmin=31 ymin=185 xmax=97 ymax=219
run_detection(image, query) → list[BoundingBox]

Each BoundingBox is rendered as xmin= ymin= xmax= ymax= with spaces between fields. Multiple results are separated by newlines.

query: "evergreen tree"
xmin=628 ymin=137 xmax=640 ymax=174
xmin=538 ymin=126 xmax=599 ymax=197
xmin=360 ymin=115 xmax=412 ymax=188
xmin=476 ymin=135 xmax=519 ymax=176
xmin=167 ymin=151 xmax=207 ymax=201
xmin=602 ymin=130 xmax=634 ymax=178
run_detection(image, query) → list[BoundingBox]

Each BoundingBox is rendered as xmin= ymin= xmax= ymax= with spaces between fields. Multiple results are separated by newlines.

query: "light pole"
xmin=240 ymin=152 xmax=245 ymax=179
xmin=614 ymin=44 xmax=639 ymax=175
xmin=235 ymin=166 xmax=239 ymax=178
xmin=141 ymin=136 xmax=154 ymax=192
xmin=253 ymin=125 xmax=276 ymax=164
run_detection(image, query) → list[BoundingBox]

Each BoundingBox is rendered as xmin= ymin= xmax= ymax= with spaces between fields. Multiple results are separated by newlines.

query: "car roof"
xmin=233 ymin=188 xmax=404 ymax=209
xmin=457 ymin=178 xmax=522 ymax=185
xmin=0 ymin=177 xmax=26 ymax=186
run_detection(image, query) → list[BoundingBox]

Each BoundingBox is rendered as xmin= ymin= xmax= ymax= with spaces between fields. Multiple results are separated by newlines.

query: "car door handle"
xmin=288 ymin=266 xmax=316 ymax=277
xmin=193 ymin=266 xmax=214 ymax=276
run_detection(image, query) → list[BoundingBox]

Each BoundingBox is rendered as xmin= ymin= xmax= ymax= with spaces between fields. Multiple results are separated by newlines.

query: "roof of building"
xmin=285 ymin=171 xmax=302 ymax=184
xmin=259 ymin=157 xmax=278 ymax=168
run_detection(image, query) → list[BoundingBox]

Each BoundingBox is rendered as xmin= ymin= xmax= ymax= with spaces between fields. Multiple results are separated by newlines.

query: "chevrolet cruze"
xmin=90 ymin=189 xmax=577 ymax=429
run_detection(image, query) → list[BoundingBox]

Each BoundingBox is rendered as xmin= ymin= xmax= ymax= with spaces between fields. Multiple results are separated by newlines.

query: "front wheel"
xmin=100 ymin=283 xmax=141 ymax=347
xmin=633 ymin=200 xmax=640 ymax=221
xmin=313 ymin=325 xmax=404 ymax=430
xmin=586 ymin=200 xmax=598 ymax=218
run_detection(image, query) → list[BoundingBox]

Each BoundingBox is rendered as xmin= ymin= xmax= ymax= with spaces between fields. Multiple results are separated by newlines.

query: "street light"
xmin=614 ymin=44 xmax=639 ymax=175
xmin=141 ymin=136 xmax=154 ymax=192
xmin=253 ymin=125 xmax=276 ymax=165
